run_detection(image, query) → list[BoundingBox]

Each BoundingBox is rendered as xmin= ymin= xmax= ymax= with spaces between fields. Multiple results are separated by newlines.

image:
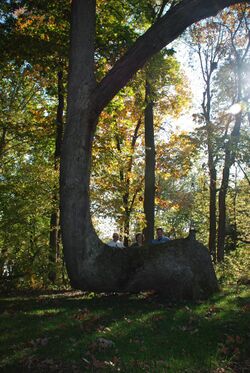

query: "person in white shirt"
xmin=107 ymin=233 xmax=124 ymax=248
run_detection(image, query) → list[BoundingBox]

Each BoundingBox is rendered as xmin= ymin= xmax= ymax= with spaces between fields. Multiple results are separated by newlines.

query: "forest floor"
xmin=0 ymin=284 xmax=249 ymax=372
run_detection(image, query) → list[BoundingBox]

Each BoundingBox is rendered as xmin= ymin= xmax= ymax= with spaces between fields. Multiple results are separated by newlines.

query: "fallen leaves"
xmin=241 ymin=303 xmax=250 ymax=313
xmin=27 ymin=337 xmax=49 ymax=349
xmin=218 ymin=334 xmax=244 ymax=361
xmin=179 ymin=308 xmax=200 ymax=334
xmin=73 ymin=308 xmax=90 ymax=321
xmin=95 ymin=337 xmax=115 ymax=349
xmin=73 ymin=308 xmax=102 ymax=332
xmin=82 ymin=352 xmax=120 ymax=371
xmin=22 ymin=356 xmax=80 ymax=372
xmin=205 ymin=305 xmax=222 ymax=318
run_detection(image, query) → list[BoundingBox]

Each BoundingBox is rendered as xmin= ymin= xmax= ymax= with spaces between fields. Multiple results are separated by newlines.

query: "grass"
xmin=0 ymin=285 xmax=249 ymax=372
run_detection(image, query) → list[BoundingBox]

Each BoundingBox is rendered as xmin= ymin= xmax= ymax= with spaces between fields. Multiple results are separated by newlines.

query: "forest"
xmin=0 ymin=0 xmax=249 ymax=371
xmin=1 ymin=0 xmax=249 ymax=290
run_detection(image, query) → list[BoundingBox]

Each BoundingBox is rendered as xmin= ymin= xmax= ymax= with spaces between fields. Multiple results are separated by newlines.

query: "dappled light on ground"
xmin=0 ymin=285 xmax=249 ymax=372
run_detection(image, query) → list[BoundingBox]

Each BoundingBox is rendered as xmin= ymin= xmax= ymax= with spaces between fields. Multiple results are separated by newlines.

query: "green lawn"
xmin=0 ymin=285 xmax=249 ymax=372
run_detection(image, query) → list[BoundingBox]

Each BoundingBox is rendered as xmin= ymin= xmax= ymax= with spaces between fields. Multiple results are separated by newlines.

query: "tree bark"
xmin=143 ymin=79 xmax=155 ymax=243
xmin=60 ymin=0 xmax=246 ymax=297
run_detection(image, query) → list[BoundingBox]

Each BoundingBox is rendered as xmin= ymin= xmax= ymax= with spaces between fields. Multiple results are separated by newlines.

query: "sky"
xmin=171 ymin=39 xmax=203 ymax=133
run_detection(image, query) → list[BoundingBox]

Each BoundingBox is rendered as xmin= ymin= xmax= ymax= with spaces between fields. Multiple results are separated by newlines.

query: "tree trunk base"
xmin=69 ymin=238 xmax=218 ymax=301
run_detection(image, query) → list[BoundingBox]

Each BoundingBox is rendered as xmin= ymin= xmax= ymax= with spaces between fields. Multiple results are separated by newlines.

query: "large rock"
xmin=76 ymin=237 xmax=218 ymax=301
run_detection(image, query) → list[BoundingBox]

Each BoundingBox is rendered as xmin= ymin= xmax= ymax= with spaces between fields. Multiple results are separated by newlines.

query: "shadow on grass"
xmin=0 ymin=287 xmax=249 ymax=372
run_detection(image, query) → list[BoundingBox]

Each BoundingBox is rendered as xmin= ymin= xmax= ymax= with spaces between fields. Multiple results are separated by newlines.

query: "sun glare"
xmin=228 ymin=103 xmax=242 ymax=115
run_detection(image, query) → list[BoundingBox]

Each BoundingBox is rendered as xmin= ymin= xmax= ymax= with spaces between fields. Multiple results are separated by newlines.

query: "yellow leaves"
xmin=17 ymin=14 xmax=45 ymax=31
xmin=16 ymin=12 xmax=59 ymax=42
xmin=17 ymin=17 xmax=33 ymax=31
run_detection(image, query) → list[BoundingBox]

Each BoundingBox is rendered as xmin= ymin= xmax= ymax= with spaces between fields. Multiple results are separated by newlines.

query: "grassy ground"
xmin=0 ymin=285 xmax=249 ymax=372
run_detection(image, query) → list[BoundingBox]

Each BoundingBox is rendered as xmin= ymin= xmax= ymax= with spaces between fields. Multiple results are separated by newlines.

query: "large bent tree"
xmin=60 ymin=0 xmax=246 ymax=299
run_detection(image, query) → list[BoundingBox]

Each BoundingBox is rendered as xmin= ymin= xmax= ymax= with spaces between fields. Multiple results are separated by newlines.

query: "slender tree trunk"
xmin=217 ymin=165 xmax=229 ymax=261
xmin=0 ymin=127 xmax=7 ymax=159
xmin=143 ymin=79 xmax=155 ymax=243
xmin=123 ymin=117 xmax=143 ymax=245
xmin=115 ymin=117 xmax=142 ymax=246
xmin=123 ymin=206 xmax=130 ymax=247
xmin=48 ymin=69 xmax=64 ymax=282
xmin=115 ymin=135 xmax=130 ymax=247
xmin=199 ymin=59 xmax=217 ymax=262
xmin=217 ymin=112 xmax=242 ymax=261
xmin=208 ymin=163 xmax=217 ymax=262
xmin=196 ymin=34 xmax=218 ymax=261
xmin=217 ymin=46 xmax=244 ymax=260
xmin=206 ymin=126 xmax=217 ymax=262
xmin=232 ymin=168 xmax=238 ymax=250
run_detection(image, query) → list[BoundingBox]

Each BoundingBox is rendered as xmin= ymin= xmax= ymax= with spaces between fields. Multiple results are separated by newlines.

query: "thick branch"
xmin=93 ymin=0 xmax=245 ymax=114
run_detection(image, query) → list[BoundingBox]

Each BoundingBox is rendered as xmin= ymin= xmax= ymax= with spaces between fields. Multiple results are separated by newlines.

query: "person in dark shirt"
xmin=131 ymin=232 xmax=144 ymax=247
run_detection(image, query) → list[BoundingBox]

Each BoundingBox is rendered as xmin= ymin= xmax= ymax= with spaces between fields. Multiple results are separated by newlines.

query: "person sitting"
xmin=131 ymin=232 xmax=144 ymax=247
xmin=107 ymin=233 xmax=124 ymax=248
xmin=152 ymin=227 xmax=170 ymax=244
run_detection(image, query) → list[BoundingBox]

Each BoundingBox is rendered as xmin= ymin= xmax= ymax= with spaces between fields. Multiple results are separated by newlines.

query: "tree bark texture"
xmin=60 ymin=0 xmax=246 ymax=297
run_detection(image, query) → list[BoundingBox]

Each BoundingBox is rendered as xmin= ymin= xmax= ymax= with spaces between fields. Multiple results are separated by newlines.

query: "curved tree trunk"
xmin=59 ymin=0 xmax=245 ymax=299
xmin=60 ymin=0 xmax=100 ymax=287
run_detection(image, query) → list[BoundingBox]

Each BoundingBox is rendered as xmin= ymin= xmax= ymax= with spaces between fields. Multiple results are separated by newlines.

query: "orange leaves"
xmin=15 ymin=10 xmax=62 ymax=43
xmin=17 ymin=14 xmax=46 ymax=32
xmin=155 ymin=197 xmax=170 ymax=210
